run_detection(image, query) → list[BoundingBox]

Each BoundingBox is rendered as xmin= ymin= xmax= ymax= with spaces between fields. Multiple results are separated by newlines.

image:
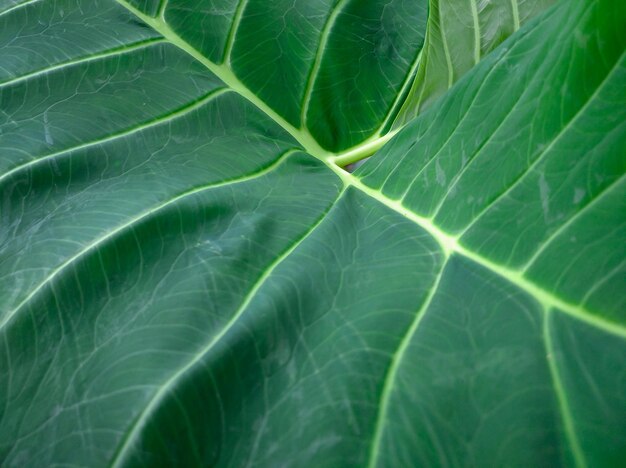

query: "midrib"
xmin=115 ymin=0 xmax=625 ymax=340
xmin=115 ymin=0 xmax=394 ymax=165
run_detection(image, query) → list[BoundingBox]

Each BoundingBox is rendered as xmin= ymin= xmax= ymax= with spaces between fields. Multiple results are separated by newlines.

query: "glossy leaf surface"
xmin=0 ymin=0 xmax=624 ymax=466
xmin=393 ymin=0 xmax=554 ymax=125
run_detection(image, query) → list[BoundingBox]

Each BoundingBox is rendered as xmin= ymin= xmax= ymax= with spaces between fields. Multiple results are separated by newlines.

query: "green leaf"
xmin=1 ymin=0 xmax=624 ymax=466
xmin=393 ymin=0 xmax=555 ymax=126
xmin=120 ymin=0 xmax=430 ymax=153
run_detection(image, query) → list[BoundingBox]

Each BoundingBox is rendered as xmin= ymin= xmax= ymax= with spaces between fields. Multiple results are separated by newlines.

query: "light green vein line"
xmin=115 ymin=0 xmax=331 ymax=160
xmin=368 ymin=258 xmax=448 ymax=468
xmin=455 ymin=51 xmax=625 ymax=239
xmin=521 ymin=174 xmax=625 ymax=273
xmin=543 ymin=310 xmax=587 ymax=468
xmin=470 ymin=0 xmax=481 ymax=64
xmin=581 ymin=258 xmax=626 ymax=306
xmin=157 ymin=0 xmax=168 ymax=18
xmin=412 ymin=37 xmax=432 ymax=114
xmin=330 ymin=168 xmax=626 ymax=339
xmin=300 ymin=0 xmax=351 ymax=128
xmin=456 ymin=241 xmax=626 ymax=339
xmin=331 ymin=131 xmax=398 ymax=167
xmin=376 ymin=49 xmax=423 ymax=136
xmin=110 ymin=185 xmax=347 ymax=468
xmin=222 ymin=0 xmax=248 ymax=65
xmin=0 ymin=39 xmax=164 ymax=88
xmin=510 ymin=0 xmax=521 ymax=31
xmin=396 ymin=41 xmax=521 ymax=203
xmin=0 ymin=88 xmax=230 ymax=186
xmin=0 ymin=148 xmax=297 ymax=333
xmin=115 ymin=0 xmax=402 ymax=166
xmin=393 ymin=0 xmax=457 ymax=119
xmin=427 ymin=78 xmax=535 ymax=218
xmin=114 ymin=0 xmax=626 ymax=341
xmin=439 ymin=5 xmax=454 ymax=88
xmin=0 ymin=0 xmax=40 ymax=18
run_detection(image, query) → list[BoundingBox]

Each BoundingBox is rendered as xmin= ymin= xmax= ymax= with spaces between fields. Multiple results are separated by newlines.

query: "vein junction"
xmin=115 ymin=0 xmax=391 ymax=166
xmin=115 ymin=0 xmax=624 ymax=340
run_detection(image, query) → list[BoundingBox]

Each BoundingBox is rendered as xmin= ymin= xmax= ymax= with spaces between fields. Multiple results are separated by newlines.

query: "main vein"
xmin=114 ymin=0 xmax=394 ymax=166
xmin=110 ymin=186 xmax=347 ymax=467
xmin=114 ymin=1 xmax=328 ymax=158
xmin=114 ymin=0 xmax=626 ymax=343
xmin=340 ymin=174 xmax=626 ymax=339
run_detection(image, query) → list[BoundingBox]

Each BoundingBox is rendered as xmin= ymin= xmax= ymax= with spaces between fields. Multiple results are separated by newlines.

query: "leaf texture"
xmin=393 ymin=0 xmax=555 ymax=126
xmin=0 ymin=0 xmax=624 ymax=466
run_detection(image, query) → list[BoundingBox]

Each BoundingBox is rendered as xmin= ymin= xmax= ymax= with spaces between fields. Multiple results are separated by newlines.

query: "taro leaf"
xmin=392 ymin=0 xmax=555 ymax=126
xmin=0 ymin=0 xmax=624 ymax=467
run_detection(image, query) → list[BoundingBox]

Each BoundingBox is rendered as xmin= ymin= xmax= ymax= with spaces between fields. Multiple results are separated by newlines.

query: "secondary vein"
xmin=0 ymin=88 xmax=230 ymax=187
xmin=0 ymin=39 xmax=164 ymax=89
xmin=115 ymin=0 xmax=331 ymax=160
xmin=109 ymin=185 xmax=347 ymax=467
xmin=299 ymin=0 xmax=351 ymax=128
xmin=543 ymin=310 xmax=587 ymax=468
xmin=367 ymin=257 xmax=449 ymax=468
xmin=336 ymin=170 xmax=626 ymax=340
xmin=0 ymin=148 xmax=297 ymax=332
xmin=469 ymin=0 xmax=482 ymax=64
xmin=112 ymin=0 xmax=626 ymax=342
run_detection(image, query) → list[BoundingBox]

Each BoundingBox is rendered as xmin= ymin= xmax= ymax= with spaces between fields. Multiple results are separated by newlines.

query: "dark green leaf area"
xmin=358 ymin=0 xmax=626 ymax=323
xmin=0 ymin=90 xmax=299 ymax=314
xmin=0 ymin=152 xmax=343 ymax=465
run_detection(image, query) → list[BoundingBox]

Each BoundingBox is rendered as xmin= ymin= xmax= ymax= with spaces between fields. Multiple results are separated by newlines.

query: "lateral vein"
xmin=521 ymin=173 xmax=625 ymax=273
xmin=0 ymin=148 xmax=297 ymax=332
xmin=0 ymin=39 xmax=164 ymax=89
xmin=470 ymin=0 xmax=482 ymax=64
xmin=331 ymin=168 xmax=626 ymax=340
xmin=511 ymin=0 xmax=521 ymax=31
xmin=222 ymin=0 xmax=249 ymax=65
xmin=112 ymin=0 xmax=626 ymax=342
xmin=456 ymin=52 xmax=625 ymax=239
xmin=114 ymin=0 xmax=331 ymax=160
xmin=543 ymin=310 xmax=587 ymax=468
xmin=377 ymin=49 xmax=423 ymax=136
xmin=300 ymin=0 xmax=351 ymax=128
xmin=367 ymin=257 xmax=448 ymax=468
xmin=110 ymin=185 xmax=347 ymax=467
xmin=439 ymin=5 xmax=455 ymax=88
xmin=0 ymin=88 xmax=230 ymax=187
xmin=0 ymin=0 xmax=41 ymax=19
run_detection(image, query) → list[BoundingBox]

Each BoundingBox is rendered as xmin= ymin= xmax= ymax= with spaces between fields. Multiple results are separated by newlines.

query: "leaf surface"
xmin=0 ymin=0 xmax=624 ymax=466
xmin=393 ymin=0 xmax=555 ymax=125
